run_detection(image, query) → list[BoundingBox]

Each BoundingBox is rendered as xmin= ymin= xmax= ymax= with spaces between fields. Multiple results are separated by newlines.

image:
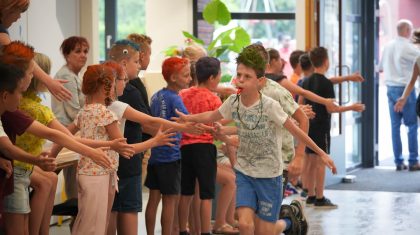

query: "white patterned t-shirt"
xmin=218 ymin=94 xmax=288 ymax=178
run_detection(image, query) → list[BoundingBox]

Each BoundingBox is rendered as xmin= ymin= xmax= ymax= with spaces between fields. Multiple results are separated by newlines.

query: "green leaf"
xmin=162 ymin=45 xmax=180 ymax=57
xmin=221 ymin=74 xmax=233 ymax=83
xmin=182 ymin=31 xmax=204 ymax=45
xmin=229 ymin=27 xmax=251 ymax=52
xmin=203 ymin=0 xmax=231 ymax=25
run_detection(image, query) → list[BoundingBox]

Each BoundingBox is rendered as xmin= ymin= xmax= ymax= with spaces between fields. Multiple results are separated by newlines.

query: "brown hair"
xmin=289 ymin=50 xmax=305 ymax=69
xmin=82 ymin=64 xmax=115 ymax=106
xmin=60 ymin=36 xmax=89 ymax=57
xmin=309 ymin=47 xmax=328 ymax=68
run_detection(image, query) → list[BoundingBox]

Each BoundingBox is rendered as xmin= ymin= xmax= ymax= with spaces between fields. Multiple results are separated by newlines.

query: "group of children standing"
xmin=0 ymin=20 xmax=367 ymax=235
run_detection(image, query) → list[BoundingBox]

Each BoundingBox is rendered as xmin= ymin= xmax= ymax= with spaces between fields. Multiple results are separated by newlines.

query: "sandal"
xmin=227 ymin=220 xmax=239 ymax=229
xmin=212 ymin=224 xmax=240 ymax=235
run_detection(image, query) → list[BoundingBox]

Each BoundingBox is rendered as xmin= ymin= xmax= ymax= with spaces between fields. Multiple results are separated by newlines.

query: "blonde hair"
xmin=127 ymin=33 xmax=152 ymax=53
xmin=182 ymin=44 xmax=207 ymax=62
xmin=27 ymin=53 xmax=51 ymax=92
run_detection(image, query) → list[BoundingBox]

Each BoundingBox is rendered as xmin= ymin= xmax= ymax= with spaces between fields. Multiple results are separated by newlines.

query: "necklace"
xmin=235 ymin=92 xmax=263 ymax=130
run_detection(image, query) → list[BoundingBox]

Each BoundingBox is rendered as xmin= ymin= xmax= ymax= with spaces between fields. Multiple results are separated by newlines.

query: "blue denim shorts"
xmin=235 ymin=170 xmax=283 ymax=223
xmin=112 ymin=175 xmax=142 ymax=212
xmin=3 ymin=167 xmax=32 ymax=214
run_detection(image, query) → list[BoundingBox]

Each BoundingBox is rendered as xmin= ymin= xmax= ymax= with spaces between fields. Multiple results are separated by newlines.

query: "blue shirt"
xmin=149 ymin=88 xmax=188 ymax=165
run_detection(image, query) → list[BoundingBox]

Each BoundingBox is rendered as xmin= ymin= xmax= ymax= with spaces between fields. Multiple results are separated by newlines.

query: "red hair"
xmin=82 ymin=64 xmax=115 ymax=106
xmin=0 ymin=41 xmax=34 ymax=71
xmin=102 ymin=60 xmax=125 ymax=80
xmin=161 ymin=57 xmax=189 ymax=82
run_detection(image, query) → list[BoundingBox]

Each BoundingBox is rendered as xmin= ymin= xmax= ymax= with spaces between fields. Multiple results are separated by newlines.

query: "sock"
xmin=180 ymin=231 xmax=189 ymax=235
xmin=284 ymin=217 xmax=292 ymax=231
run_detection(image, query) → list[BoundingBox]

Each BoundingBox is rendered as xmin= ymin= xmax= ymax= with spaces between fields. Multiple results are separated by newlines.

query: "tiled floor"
xmin=49 ymin=189 xmax=420 ymax=235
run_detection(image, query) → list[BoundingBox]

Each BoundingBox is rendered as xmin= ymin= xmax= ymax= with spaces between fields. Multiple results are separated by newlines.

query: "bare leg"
xmin=191 ymin=184 xmax=201 ymax=234
xmin=161 ymin=195 xmax=179 ymax=235
xmin=306 ymin=154 xmax=317 ymax=197
xmin=315 ymin=155 xmax=326 ymax=199
xmin=117 ymin=212 xmax=138 ymax=235
xmin=145 ymin=190 xmax=162 ymax=235
xmin=200 ymin=199 xmax=212 ymax=233
xmin=275 ymin=219 xmax=287 ymax=235
xmin=178 ymin=195 xmax=193 ymax=232
xmin=29 ymin=167 xmax=58 ymax=235
xmin=236 ymin=207 xmax=255 ymax=235
xmin=213 ymin=165 xmax=236 ymax=229
xmin=255 ymin=216 xmax=276 ymax=235
xmin=4 ymin=213 xmax=29 ymax=235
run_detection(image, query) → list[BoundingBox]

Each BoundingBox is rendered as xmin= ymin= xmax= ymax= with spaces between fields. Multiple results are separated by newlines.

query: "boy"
xmin=289 ymin=50 xmax=305 ymax=87
xmin=300 ymin=47 xmax=365 ymax=209
xmin=178 ymin=56 xmax=221 ymax=235
xmin=176 ymin=46 xmax=336 ymax=235
xmin=145 ymin=57 xmax=191 ymax=235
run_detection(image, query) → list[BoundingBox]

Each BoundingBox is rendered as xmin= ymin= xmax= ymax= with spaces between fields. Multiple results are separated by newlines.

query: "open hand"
xmin=352 ymin=103 xmax=365 ymax=112
xmin=300 ymin=104 xmax=316 ymax=119
xmin=348 ymin=72 xmax=365 ymax=82
xmin=0 ymin=158 xmax=12 ymax=178
xmin=90 ymin=148 xmax=113 ymax=168
xmin=48 ymin=79 xmax=72 ymax=101
xmin=320 ymin=154 xmax=337 ymax=174
xmin=111 ymin=138 xmax=135 ymax=158
xmin=153 ymin=125 xmax=177 ymax=147
xmin=36 ymin=152 xmax=57 ymax=171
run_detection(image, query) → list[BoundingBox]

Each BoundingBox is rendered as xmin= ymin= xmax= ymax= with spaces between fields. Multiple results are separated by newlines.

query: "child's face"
xmin=124 ymin=53 xmax=140 ymax=79
xmin=2 ymin=79 xmax=26 ymax=112
xmin=115 ymin=70 xmax=128 ymax=97
xmin=171 ymin=64 xmax=192 ymax=90
xmin=235 ymin=63 xmax=263 ymax=94
xmin=22 ymin=61 xmax=35 ymax=92
xmin=139 ymin=47 xmax=151 ymax=70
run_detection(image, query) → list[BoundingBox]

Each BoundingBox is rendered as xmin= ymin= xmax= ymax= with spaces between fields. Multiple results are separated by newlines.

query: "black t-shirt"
xmin=117 ymin=83 xmax=144 ymax=178
xmin=301 ymin=73 xmax=335 ymax=131
xmin=129 ymin=78 xmax=152 ymax=142
xmin=0 ymin=23 xmax=9 ymax=35
xmin=265 ymin=73 xmax=287 ymax=82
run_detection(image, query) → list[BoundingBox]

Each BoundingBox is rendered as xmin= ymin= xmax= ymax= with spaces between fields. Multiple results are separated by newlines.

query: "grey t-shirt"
xmin=218 ymin=94 xmax=288 ymax=178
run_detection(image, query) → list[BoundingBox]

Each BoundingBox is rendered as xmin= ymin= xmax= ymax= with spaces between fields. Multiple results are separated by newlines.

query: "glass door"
xmin=319 ymin=0 xmax=363 ymax=181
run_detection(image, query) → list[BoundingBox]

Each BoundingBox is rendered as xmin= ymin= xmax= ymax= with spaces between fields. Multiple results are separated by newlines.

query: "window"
xmin=99 ymin=0 xmax=146 ymax=60
xmin=194 ymin=0 xmax=296 ymax=78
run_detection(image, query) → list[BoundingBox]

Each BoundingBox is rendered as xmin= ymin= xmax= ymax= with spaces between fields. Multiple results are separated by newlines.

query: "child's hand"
xmin=324 ymin=99 xmax=340 ymax=113
xmin=172 ymin=109 xmax=189 ymax=123
xmin=348 ymin=72 xmax=365 ymax=82
xmin=300 ymin=104 xmax=316 ymax=119
xmin=152 ymin=126 xmax=177 ymax=148
xmin=48 ymin=79 xmax=72 ymax=101
xmin=0 ymin=157 xmax=12 ymax=178
xmin=183 ymin=122 xmax=206 ymax=135
xmin=320 ymin=154 xmax=337 ymax=174
xmin=90 ymin=148 xmax=113 ymax=169
xmin=351 ymin=103 xmax=365 ymax=112
xmin=110 ymin=138 xmax=135 ymax=158
xmin=394 ymin=97 xmax=407 ymax=112
xmin=36 ymin=152 xmax=57 ymax=172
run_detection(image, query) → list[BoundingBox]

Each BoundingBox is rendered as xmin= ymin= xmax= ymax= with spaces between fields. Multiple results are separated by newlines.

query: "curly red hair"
xmin=0 ymin=41 xmax=34 ymax=71
xmin=161 ymin=57 xmax=189 ymax=82
xmin=82 ymin=64 xmax=115 ymax=106
xmin=102 ymin=60 xmax=125 ymax=80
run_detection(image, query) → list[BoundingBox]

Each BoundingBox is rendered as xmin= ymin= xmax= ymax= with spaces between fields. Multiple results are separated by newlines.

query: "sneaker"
xmin=290 ymin=200 xmax=308 ymax=235
xmin=314 ymin=197 xmax=338 ymax=209
xmin=279 ymin=205 xmax=301 ymax=235
xmin=306 ymin=196 xmax=316 ymax=207
xmin=409 ymin=163 xmax=420 ymax=171
xmin=396 ymin=164 xmax=408 ymax=171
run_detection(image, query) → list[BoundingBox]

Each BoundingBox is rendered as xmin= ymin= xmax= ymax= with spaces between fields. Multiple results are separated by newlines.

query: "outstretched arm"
xmin=175 ymin=109 xmax=223 ymax=124
xmin=287 ymin=108 xmax=309 ymax=179
xmin=329 ymin=72 xmax=364 ymax=84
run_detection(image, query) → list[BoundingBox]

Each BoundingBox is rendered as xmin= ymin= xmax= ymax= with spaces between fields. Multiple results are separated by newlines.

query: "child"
xmin=300 ymin=47 xmax=365 ymax=209
xmin=288 ymin=50 xmax=305 ymax=88
xmin=145 ymin=57 xmax=191 ymax=235
xmin=178 ymin=56 xmax=224 ymax=235
xmin=176 ymin=46 xmax=337 ymax=235
xmin=0 ymin=41 xmax=112 ymax=235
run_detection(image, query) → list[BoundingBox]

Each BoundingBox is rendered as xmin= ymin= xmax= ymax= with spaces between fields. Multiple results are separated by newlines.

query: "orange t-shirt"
xmin=179 ymin=87 xmax=222 ymax=146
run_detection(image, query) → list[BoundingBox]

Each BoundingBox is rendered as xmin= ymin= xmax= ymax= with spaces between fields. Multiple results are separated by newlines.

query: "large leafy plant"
xmin=164 ymin=0 xmax=251 ymax=59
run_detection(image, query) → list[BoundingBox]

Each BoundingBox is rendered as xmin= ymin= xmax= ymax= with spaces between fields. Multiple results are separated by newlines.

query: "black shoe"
xmin=396 ymin=164 xmax=408 ymax=171
xmin=409 ymin=163 xmax=420 ymax=171
xmin=314 ymin=197 xmax=338 ymax=209
xmin=279 ymin=204 xmax=301 ymax=235
xmin=306 ymin=196 xmax=316 ymax=207
xmin=290 ymin=200 xmax=308 ymax=235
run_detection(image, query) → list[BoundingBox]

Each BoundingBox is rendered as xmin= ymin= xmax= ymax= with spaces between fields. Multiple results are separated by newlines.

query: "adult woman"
xmin=51 ymin=36 xmax=89 ymax=201
xmin=394 ymin=29 xmax=420 ymax=113
xmin=0 ymin=0 xmax=72 ymax=101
